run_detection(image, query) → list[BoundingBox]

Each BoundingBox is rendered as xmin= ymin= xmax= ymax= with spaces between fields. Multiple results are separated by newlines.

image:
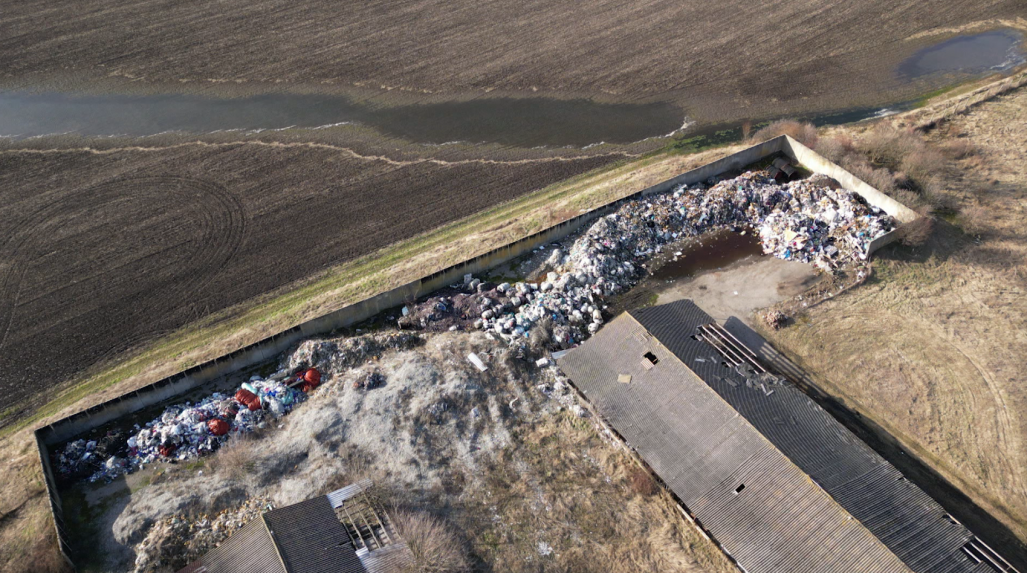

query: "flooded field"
xmin=898 ymin=29 xmax=1026 ymax=79
xmin=0 ymin=91 xmax=684 ymax=147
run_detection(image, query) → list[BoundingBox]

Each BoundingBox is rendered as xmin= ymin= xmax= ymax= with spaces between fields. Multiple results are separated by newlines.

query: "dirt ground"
xmin=655 ymin=256 xmax=821 ymax=324
xmin=0 ymin=0 xmax=1023 ymax=123
xmin=760 ymin=87 xmax=1027 ymax=545
xmin=0 ymin=140 xmax=615 ymax=419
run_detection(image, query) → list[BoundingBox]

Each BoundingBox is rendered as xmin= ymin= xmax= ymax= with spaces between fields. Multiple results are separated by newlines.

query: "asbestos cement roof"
xmin=558 ymin=299 xmax=990 ymax=573
xmin=179 ymin=495 xmax=367 ymax=573
xmin=177 ymin=517 xmax=285 ymax=573
xmin=263 ymin=496 xmax=367 ymax=573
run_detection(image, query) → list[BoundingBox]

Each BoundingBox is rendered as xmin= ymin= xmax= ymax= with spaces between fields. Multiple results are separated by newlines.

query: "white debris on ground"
xmin=108 ymin=330 xmax=580 ymax=572
xmin=131 ymin=496 xmax=272 ymax=573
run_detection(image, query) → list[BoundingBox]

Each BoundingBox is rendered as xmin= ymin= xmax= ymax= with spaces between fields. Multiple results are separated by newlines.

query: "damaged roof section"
xmin=179 ymin=481 xmax=411 ymax=573
xmin=558 ymin=300 xmax=999 ymax=573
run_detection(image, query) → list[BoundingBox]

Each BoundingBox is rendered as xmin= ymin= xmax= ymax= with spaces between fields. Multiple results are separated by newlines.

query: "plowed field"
xmin=0 ymin=142 xmax=614 ymax=418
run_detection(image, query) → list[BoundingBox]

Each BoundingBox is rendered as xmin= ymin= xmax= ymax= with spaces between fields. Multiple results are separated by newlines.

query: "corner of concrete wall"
xmin=781 ymin=135 xmax=919 ymax=224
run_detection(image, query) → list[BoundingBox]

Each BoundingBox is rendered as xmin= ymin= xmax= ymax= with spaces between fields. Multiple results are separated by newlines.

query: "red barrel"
xmin=303 ymin=368 xmax=321 ymax=386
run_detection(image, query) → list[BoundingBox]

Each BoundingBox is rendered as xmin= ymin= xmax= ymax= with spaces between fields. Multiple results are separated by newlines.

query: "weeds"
xmin=629 ymin=467 xmax=657 ymax=497
xmin=750 ymin=120 xmax=818 ymax=147
xmin=393 ymin=510 xmax=470 ymax=573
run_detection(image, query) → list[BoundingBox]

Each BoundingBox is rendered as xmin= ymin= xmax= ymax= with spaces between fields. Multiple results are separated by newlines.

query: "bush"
xmin=897 ymin=216 xmax=934 ymax=247
xmin=957 ymin=200 xmax=988 ymax=237
xmin=750 ymin=120 xmax=818 ymax=147
xmin=629 ymin=467 xmax=657 ymax=497
xmin=393 ymin=511 xmax=469 ymax=573
xmin=857 ymin=124 xmax=920 ymax=166
xmin=812 ymin=134 xmax=854 ymax=163
xmin=940 ymin=138 xmax=977 ymax=160
xmin=843 ymin=160 xmax=897 ymax=194
xmin=899 ymin=148 xmax=945 ymax=189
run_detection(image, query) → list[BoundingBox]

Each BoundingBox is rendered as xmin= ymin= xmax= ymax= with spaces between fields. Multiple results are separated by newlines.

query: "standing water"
xmin=897 ymin=29 xmax=1026 ymax=79
xmin=651 ymin=229 xmax=764 ymax=282
xmin=0 ymin=91 xmax=684 ymax=147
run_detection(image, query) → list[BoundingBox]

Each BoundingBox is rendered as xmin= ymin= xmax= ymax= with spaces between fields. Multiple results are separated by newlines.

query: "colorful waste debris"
xmin=53 ymin=370 xmax=320 ymax=483
xmin=398 ymin=170 xmax=894 ymax=349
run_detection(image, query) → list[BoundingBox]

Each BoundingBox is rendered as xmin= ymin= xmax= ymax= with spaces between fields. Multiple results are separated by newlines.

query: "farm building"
xmin=177 ymin=481 xmax=411 ymax=573
xmin=558 ymin=300 xmax=1017 ymax=573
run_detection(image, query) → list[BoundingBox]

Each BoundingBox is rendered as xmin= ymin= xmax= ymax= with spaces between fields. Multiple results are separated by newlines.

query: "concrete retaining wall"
xmin=35 ymin=134 xmax=913 ymax=568
xmin=781 ymin=135 xmax=920 ymax=256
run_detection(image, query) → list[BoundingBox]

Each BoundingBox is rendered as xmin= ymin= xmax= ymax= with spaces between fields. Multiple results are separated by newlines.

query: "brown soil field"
xmin=0 ymin=140 xmax=615 ymax=420
xmin=0 ymin=0 xmax=1023 ymax=123
xmin=760 ymin=87 xmax=1027 ymax=546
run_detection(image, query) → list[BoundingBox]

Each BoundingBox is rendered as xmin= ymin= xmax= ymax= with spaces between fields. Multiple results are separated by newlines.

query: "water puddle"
xmin=651 ymin=229 xmax=764 ymax=282
xmin=898 ymin=29 xmax=1026 ymax=79
xmin=0 ymin=91 xmax=684 ymax=147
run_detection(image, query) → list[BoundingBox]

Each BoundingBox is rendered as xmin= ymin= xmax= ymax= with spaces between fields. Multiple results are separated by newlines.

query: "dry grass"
xmin=761 ymin=86 xmax=1027 ymax=548
xmin=750 ymin=120 xmax=818 ymax=147
xmin=629 ymin=467 xmax=658 ymax=497
xmin=392 ymin=511 xmax=470 ymax=573
xmin=0 ymin=433 xmax=71 ymax=573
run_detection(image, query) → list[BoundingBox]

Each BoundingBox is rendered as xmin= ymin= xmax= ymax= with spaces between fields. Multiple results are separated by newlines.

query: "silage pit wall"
xmin=35 ymin=134 xmax=915 ymax=567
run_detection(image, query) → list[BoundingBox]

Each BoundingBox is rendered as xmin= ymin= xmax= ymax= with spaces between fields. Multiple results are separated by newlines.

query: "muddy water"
xmin=0 ymin=91 xmax=684 ymax=146
xmin=898 ymin=29 xmax=1026 ymax=79
xmin=650 ymin=229 xmax=764 ymax=282
xmin=2 ymin=29 xmax=1021 ymax=146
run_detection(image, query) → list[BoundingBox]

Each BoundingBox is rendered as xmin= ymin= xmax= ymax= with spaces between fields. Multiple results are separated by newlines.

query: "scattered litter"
xmin=467 ymin=353 xmax=488 ymax=372
xmin=354 ymin=370 xmax=385 ymax=391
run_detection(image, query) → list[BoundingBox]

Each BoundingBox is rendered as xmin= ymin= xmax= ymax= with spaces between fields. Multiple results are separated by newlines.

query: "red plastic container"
xmin=303 ymin=368 xmax=321 ymax=386
xmin=234 ymin=389 xmax=262 ymax=411
xmin=207 ymin=418 xmax=230 ymax=436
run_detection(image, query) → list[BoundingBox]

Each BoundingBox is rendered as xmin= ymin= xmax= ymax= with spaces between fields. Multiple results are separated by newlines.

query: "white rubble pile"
xmin=475 ymin=171 xmax=893 ymax=345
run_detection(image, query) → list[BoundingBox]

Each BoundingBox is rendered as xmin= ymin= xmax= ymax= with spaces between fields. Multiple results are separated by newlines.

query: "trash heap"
xmin=471 ymin=171 xmax=893 ymax=345
xmin=54 ymin=370 xmax=321 ymax=484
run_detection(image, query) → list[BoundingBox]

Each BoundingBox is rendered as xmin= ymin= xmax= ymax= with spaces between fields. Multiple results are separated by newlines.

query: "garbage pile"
xmin=54 ymin=370 xmax=321 ymax=484
xmin=394 ymin=171 xmax=893 ymax=347
xmin=132 ymin=496 xmax=272 ymax=573
xmin=463 ymin=171 xmax=893 ymax=345
xmin=288 ymin=331 xmax=424 ymax=374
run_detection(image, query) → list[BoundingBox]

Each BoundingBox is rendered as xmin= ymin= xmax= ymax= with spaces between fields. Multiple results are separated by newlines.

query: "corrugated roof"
xmin=263 ymin=496 xmax=367 ymax=573
xmin=177 ymin=517 xmax=285 ymax=573
xmin=559 ymin=301 xmax=993 ymax=573
xmin=629 ymin=301 xmax=989 ymax=573
xmin=358 ymin=541 xmax=416 ymax=573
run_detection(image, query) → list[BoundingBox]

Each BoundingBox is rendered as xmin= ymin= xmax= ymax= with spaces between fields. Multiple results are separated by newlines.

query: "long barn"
xmin=558 ymin=300 xmax=1015 ymax=573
